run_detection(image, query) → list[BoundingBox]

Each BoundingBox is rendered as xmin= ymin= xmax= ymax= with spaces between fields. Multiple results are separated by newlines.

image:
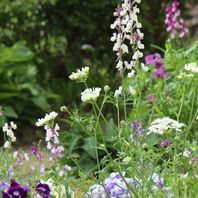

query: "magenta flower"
xmin=37 ymin=153 xmax=43 ymax=161
xmin=2 ymin=179 xmax=29 ymax=198
xmin=145 ymin=53 xmax=167 ymax=79
xmin=165 ymin=0 xmax=188 ymax=39
xmin=31 ymin=145 xmax=38 ymax=155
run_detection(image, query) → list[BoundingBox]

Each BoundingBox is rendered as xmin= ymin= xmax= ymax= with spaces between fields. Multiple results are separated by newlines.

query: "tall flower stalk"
xmin=165 ymin=0 xmax=188 ymax=39
xmin=111 ymin=0 xmax=147 ymax=121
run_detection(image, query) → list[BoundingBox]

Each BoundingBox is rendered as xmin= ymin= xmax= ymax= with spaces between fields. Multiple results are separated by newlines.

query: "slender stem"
xmin=177 ymin=84 xmax=185 ymax=121
xmin=92 ymin=103 xmax=100 ymax=172
xmin=121 ymin=73 xmax=127 ymax=121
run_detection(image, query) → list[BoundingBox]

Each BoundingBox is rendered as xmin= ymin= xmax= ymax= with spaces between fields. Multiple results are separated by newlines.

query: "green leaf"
xmin=82 ymin=137 xmax=96 ymax=159
xmin=3 ymin=106 xmax=18 ymax=118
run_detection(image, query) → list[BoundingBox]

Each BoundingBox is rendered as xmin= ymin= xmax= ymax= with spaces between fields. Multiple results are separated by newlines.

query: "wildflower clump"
xmin=147 ymin=117 xmax=185 ymax=135
xmin=86 ymin=172 xmax=141 ymax=198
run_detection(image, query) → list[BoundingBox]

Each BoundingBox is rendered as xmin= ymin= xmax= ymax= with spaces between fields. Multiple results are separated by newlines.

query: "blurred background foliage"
xmin=0 ymin=0 xmax=197 ymax=125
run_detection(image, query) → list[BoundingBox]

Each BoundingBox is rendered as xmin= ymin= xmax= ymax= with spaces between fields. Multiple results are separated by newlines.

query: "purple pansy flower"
xmin=35 ymin=182 xmax=50 ymax=198
xmin=2 ymin=179 xmax=29 ymax=198
xmin=31 ymin=145 xmax=38 ymax=155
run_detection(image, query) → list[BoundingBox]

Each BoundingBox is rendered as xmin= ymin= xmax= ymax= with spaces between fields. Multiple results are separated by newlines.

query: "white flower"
xmin=141 ymin=63 xmax=149 ymax=72
xmin=2 ymin=123 xmax=9 ymax=132
xmin=4 ymin=141 xmax=10 ymax=149
xmin=177 ymin=72 xmax=194 ymax=79
xmin=116 ymin=60 xmax=123 ymax=71
xmin=121 ymin=44 xmax=129 ymax=54
xmin=2 ymin=122 xmax=17 ymax=142
xmin=114 ymin=86 xmax=122 ymax=98
xmin=132 ymin=50 xmax=143 ymax=60
xmin=13 ymin=151 xmax=18 ymax=158
xmin=24 ymin=153 xmax=30 ymax=161
xmin=35 ymin=111 xmax=58 ymax=127
xmin=128 ymin=86 xmax=136 ymax=95
xmin=69 ymin=67 xmax=89 ymax=82
xmin=127 ymin=69 xmax=135 ymax=78
xmin=147 ymin=117 xmax=185 ymax=135
xmin=183 ymin=148 xmax=195 ymax=157
xmin=81 ymin=88 xmax=101 ymax=103
xmin=184 ymin=62 xmax=198 ymax=73
xmin=10 ymin=121 xmax=17 ymax=130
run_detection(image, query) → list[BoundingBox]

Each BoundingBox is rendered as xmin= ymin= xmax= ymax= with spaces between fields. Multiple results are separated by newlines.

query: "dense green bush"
xmin=0 ymin=42 xmax=56 ymax=124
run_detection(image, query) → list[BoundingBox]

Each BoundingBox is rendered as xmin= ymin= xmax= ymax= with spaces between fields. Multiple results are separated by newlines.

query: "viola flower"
xmin=160 ymin=139 xmax=172 ymax=148
xmin=2 ymin=179 xmax=29 ymax=198
xmin=37 ymin=153 xmax=44 ymax=161
xmin=8 ymin=166 xmax=15 ymax=177
xmin=31 ymin=145 xmax=38 ymax=155
xmin=165 ymin=0 xmax=188 ymax=39
xmin=147 ymin=95 xmax=156 ymax=103
xmin=0 ymin=181 xmax=9 ymax=191
xmin=36 ymin=182 xmax=50 ymax=198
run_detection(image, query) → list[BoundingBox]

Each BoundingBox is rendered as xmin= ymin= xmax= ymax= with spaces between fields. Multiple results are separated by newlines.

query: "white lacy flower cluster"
xmin=2 ymin=122 xmax=17 ymax=148
xmin=177 ymin=62 xmax=198 ymax=79
xmin=81 ymin=88 xmax=101 ymax=103
xmin=184 ymin=62 xmax=198 ymax=73
xmin=147 ymin=117 xmax=185 ymax=135
xmin=110 ymin=0 xmax=146 ymax=74
xmin=69 ymin=67 xmax=89 ymax=82
xmin=35 ymin=111 xmax=58 ymax=127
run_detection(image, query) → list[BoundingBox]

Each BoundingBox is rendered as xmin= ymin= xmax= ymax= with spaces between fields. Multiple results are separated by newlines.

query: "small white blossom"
xmin=114 ymin=86 xmax=123 ymax=98
xmin=147 ymin=117 xmax=185 ymax=135
xmin=69 ymin=67 xmax=89 ymax=82
xmin=81 ymin=88 xmax=101 ymax=103
xmin=4 ymin=141 xmax=10 ymax=149
xmin=24 ymin=153 xmax=30 ymax=161
xmin=35 ymin=111 xmax=58 ymax=127
xmin=127 ymin=69 xmax=135 ymax=78
xmin=183 ymin=148 xmax=195 ymax=157
xmin=13 ymin=151 xmax=18 ymax=158
xmin=128 ymin=86 xmax=136 ymax=95
xmin=141 ymin=63 xmax=149 ymax=72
